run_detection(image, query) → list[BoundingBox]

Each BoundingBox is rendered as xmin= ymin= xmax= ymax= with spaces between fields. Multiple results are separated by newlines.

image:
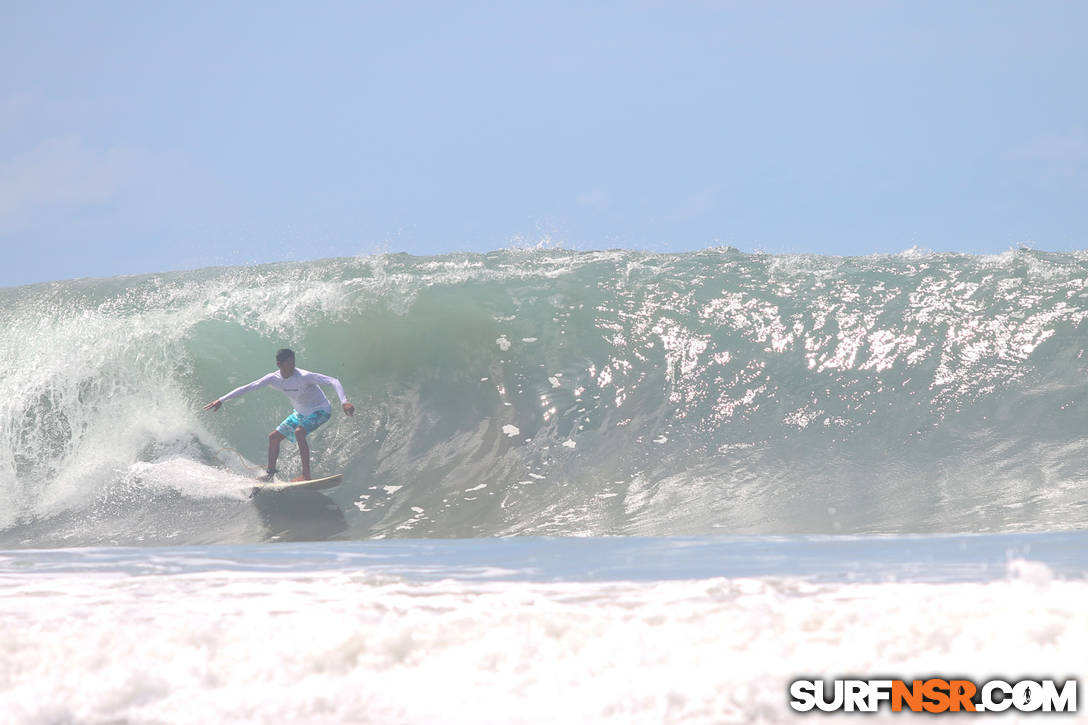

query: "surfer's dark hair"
xmin=276 ymin=348 xmax=295 ymax=363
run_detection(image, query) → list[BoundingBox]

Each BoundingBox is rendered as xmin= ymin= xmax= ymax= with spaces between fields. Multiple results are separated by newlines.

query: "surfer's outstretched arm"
xmin=203 ymin=373 xmax=277 ymax=411
xmin=311 ymin=372 xmax=355 ymax=416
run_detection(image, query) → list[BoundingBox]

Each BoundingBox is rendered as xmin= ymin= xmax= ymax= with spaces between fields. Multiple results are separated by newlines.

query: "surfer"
xmin=203 ymin=348 xmax=354 ymax=482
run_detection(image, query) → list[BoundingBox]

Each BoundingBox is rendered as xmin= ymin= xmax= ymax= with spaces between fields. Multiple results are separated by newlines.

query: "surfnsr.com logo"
xmin=789 ymin=678 xmax=1077 ymax=713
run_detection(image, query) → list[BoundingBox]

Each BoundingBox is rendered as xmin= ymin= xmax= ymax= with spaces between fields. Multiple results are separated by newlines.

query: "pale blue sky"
xmin=2 ymin=1 xmax=1086 ymax=286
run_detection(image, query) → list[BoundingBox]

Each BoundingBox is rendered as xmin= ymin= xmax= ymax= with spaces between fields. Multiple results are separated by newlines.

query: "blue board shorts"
xmin=277 ymin=408 xmax=331 ymax=444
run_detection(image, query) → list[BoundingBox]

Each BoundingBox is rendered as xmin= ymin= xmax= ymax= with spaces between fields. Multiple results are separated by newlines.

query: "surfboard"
xmin=252 ymin=473 xmax=343 ymax=492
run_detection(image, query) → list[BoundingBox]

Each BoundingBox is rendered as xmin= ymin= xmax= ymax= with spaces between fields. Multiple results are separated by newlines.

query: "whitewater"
xmin=1 ymin=247 xmax=1085 ymax=723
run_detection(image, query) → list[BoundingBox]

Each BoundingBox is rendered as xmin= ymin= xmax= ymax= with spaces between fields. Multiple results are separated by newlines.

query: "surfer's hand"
xmin=203 ymin=399 xmax=222 ymax=411
xmin=342 ymin=402 xmax=355 ymax=416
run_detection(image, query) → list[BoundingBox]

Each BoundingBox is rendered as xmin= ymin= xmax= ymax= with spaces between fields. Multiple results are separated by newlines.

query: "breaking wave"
xmin=2 ymin=246 xmax=1086 ymax=546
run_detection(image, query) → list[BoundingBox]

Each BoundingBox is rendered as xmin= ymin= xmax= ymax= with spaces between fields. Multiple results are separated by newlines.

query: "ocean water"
xmin=1 ymin=247 xmax=1086 ymax=722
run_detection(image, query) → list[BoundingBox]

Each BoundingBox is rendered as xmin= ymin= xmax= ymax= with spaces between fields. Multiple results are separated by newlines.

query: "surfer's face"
xmin=277 ymin=357 xmax=296 ymax=377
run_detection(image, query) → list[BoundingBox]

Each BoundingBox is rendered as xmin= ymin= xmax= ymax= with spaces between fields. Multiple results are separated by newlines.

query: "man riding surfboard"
xmin=203 ymin=348 xmax=354 ymax=482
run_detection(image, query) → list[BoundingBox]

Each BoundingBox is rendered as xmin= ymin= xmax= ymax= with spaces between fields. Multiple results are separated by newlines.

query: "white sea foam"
xmin=1 ymin=563 xmax=1084 ymax=724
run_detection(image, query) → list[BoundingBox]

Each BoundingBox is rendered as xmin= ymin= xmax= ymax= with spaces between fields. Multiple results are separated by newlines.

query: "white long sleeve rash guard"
xmin=219 ymin=368 xmax=348 ymax=416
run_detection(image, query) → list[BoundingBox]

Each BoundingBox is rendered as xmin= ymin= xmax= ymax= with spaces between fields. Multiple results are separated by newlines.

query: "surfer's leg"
xmin=295 ymin=427 xmax=311 ymax=480
xmin=264 ymin=430 xmax=286 ymax=481
xmin=288 ymin=409 xmax=330 ymax=481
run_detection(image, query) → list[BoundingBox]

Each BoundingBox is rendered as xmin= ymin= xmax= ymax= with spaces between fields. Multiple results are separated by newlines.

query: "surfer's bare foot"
xmin=256 ymin=470 xmax=276 ymax=483
xmin=290 ymin=476 xmax=307 ymax=483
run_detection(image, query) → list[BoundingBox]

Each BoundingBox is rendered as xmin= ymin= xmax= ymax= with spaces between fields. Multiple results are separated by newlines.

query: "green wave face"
xmin=2 ymin=247 xmax=1086 ymax=545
